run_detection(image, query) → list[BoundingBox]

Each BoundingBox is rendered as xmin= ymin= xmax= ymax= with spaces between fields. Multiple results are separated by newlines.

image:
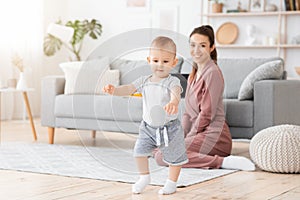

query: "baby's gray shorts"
xmin=133 ymin=119 xmax=188 ymax=166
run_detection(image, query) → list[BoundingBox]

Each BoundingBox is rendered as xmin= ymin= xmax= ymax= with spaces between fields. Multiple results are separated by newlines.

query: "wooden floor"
xmin=0 ymin=119 xmax=299 ymax=200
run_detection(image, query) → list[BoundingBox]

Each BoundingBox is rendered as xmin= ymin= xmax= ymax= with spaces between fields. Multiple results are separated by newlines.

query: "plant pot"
xmin=7 ymin=78 xmax=17 ymax=88
xmin=212 ymin=3 xmax=223 ymax=13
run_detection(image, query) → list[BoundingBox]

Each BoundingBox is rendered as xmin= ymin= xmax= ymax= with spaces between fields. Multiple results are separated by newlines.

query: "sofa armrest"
xmin=41 ymin=76 xmax=65 ymax=127
xmin=254 ymin=80 xmax=300 ymax=134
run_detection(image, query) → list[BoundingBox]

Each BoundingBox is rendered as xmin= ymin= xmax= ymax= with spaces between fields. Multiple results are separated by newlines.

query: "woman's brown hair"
xmin=189 ymin=25 xmax=217 ymax=83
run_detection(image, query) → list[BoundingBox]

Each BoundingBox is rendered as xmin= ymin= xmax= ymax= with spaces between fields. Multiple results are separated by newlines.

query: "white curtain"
xmin=0 ymin=0 xmax=43 ymax=120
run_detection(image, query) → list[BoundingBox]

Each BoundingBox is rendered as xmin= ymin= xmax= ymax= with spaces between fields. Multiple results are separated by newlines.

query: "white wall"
xmin=0 ymin=0 xmax=44 ymax=120
xmin=43 ymin=0 xmax=69 ymax=76
xmin=43 ymin=0 xmax=201 ymax=64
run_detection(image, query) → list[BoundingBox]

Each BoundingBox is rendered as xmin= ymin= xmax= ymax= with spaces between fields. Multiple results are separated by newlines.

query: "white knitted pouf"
xmin=250 ymin=124 xmax=300 ymax=173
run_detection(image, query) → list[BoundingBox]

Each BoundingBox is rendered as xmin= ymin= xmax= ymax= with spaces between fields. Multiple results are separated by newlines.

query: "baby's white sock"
xmin=132 ymin=174 xmax=151 ymax=194
xmin=158 ymin=179 xmax=177 ymax=195
xmin=222 ymin=155 xmax=255 ymax=171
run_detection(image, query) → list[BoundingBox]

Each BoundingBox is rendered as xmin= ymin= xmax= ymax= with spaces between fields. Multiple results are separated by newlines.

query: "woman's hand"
xmin=102 ymin=84 xmax=115 ymax=95
xmin=164 ymin=102 xmax=178 ymax=115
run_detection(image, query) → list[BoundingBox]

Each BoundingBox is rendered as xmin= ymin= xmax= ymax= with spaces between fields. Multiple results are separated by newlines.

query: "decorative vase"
xmin=16 ymin=72 xmax=28 ymax=90
xmin=212 ymin=3 xmax=223 ymax=13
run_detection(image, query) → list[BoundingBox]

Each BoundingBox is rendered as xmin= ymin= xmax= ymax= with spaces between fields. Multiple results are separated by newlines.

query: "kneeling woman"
xmin=154 ymin=25 xmax=255 ymax=171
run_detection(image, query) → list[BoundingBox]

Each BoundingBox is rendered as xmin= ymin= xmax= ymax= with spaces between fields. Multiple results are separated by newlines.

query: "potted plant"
xmin=43 ymin=19 xmax=102 ymax=61
xmin=209 ymin=0 xmax=224 ymax=13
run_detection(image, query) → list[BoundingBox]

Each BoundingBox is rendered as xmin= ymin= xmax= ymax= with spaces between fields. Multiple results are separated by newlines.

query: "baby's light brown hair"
xmin=150 ymin=36 xmax=177 ymax=56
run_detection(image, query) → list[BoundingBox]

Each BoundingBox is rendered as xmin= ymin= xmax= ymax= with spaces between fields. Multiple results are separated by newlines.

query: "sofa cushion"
xmin=238 ymin=60 xmax=284 ymax=100
xmin=223 ymin=99 xmax=253 ymax=127
xmin=110 ymin=57 xmax=183 ymax=85
xmin=94 ymin=96 xmax=143 ymax=122
xmin=59 ymin=57 xmax=119 ymax=95
xmin=55 ymin=95 xmax=143 ymax=122
xmin=110 ymin=58 xmax=149 ymax=85
xmin=181 ymin=57 xmax=193 ymax=74
xmin=179 ymin=57 xmax=284 ymax=99
xmin=97 ymin=70 xmax=120 ymax=94
xmin=218 ymin=57 xmax=284 ymax=99
xmin=172 ymin=56 xmax=183 ymax=73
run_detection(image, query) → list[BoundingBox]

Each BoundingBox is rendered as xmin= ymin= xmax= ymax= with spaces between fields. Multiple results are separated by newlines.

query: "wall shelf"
xmin=280 ymin=44 xmax=300 ymax=48
xmin=200 ymin=0 xmax=300 ymax=67
xmin=216 ymin=45 xmax=300 ymax=48
xmin=203 ymin=11 xmax=300 ymax=17
xmin=216 ymin=45 xmax=279 ymax=48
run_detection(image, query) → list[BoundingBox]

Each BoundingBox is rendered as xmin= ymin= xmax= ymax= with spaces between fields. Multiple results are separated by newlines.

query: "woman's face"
xmin=189 ymin=33 xmax=214 ymax=65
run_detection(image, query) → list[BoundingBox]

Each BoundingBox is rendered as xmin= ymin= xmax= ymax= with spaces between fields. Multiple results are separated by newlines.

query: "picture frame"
xmin=126 ymin=0 xmax=151 ymax=12
xmin=153 ymin=6 xmax=179 ymax=32
xmin=250 ymin=0 xmax=265 ymax=12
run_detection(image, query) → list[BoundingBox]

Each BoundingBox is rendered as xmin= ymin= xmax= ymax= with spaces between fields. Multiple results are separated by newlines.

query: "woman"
xmin=154 ymin=25 xmax=255 ymax=171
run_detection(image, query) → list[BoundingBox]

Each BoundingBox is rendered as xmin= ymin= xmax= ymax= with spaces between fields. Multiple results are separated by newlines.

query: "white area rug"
xmin=0 ymin=142 xmax=236 ymax=187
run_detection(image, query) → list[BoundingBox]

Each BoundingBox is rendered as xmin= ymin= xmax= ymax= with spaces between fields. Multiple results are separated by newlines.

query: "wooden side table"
xmin=0 ymin=88 xmax=37 ymax=142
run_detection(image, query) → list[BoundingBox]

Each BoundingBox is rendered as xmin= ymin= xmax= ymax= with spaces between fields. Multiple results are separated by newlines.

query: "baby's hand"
xmin=102 ymin=84 xmax=115 ymax=95
xmin=164 ymin=102 xmax=178 ymax=115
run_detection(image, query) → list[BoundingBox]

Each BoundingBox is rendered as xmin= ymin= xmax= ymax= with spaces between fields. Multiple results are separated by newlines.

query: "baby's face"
xmin=147 ymin=49 xmax=178 ymax=78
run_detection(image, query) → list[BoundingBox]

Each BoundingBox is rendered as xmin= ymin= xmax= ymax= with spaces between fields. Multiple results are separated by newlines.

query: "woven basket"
xmin=250 ymin=125 xmax=300 ymax=173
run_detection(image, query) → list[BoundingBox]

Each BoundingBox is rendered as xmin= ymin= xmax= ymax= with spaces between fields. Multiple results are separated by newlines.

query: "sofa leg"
xmin=92 ymin=130 xmax=96 ymax=139
xmin=48 ymin=127 xmax=55 ymax=144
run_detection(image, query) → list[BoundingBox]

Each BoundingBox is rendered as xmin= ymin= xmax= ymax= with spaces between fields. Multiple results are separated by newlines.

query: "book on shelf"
xmin=226 ymin=9 xmax=247 ymax=13
xmin=286 ymin=0 xmax=300 ymax=11
xmin=296 ymin=0 xmax=300 ymax=10
xmin=227 ymin=9 xmax=240 ymax=13
xmin=292 ymin=0 xmax=296 ymax=10
xmin=291 ymin=0 xmax=295 ymax=10
xmin=284 ymin=0 xmax=291 ymax=11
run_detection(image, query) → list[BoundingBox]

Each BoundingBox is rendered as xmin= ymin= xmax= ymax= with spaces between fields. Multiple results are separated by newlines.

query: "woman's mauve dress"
xmin=155 ymin=59 xmax=232 ymax=168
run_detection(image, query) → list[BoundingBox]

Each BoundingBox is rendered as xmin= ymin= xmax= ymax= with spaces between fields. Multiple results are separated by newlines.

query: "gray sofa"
xmin=41 ymin=57 xmax=300 ymax=144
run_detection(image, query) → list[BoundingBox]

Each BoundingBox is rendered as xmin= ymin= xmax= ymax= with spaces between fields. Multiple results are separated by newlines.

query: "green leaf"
xmin=84 ymin=19 xmax=102 ymax=40
xmin=43 ymin=34 xmax=62 ymax=56
xmin=66 ymin=20 xmax=85 ymax=45
xmin=43 ymin=19 xmax=102 ymax=60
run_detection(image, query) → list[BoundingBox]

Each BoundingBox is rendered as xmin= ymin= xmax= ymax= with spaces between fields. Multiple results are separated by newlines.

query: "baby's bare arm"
xmin=103 ymin=84 xmax=136 ymax=96
xmin=164 ymin=86 xmax=181 ymax=115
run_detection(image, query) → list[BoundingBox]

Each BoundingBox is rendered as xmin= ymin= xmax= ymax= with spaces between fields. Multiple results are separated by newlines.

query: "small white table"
xmin=0 ymin=88 xmax=37 ymax=142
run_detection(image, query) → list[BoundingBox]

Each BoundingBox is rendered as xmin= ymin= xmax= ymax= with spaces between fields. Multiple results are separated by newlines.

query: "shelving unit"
xmin=204 ymin=10 xmax=300 ymax=17
xmin=200 ymin=1 xmax=300 ymax=63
